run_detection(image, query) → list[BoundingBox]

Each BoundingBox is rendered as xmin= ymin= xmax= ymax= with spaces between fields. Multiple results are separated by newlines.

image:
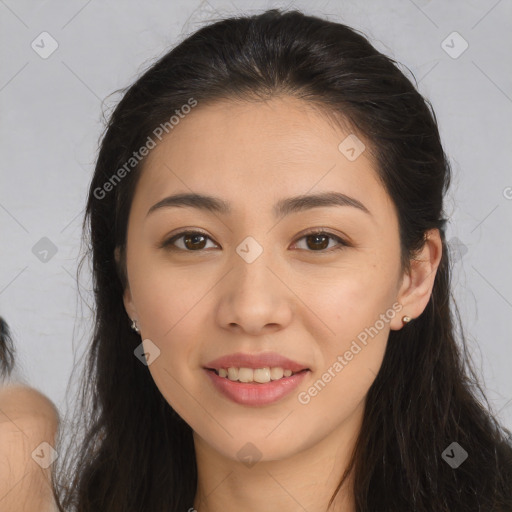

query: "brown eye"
xmin=162 ymin=231 xmax=217 ymax=251
xmin=306 ymin=233 xmax=330 ymax=250
xmin=293 ymin=231 xmax=348 ymax=252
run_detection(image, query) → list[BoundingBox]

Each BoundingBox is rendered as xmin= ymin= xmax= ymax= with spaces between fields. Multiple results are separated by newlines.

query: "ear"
xmin=115 ymin=246 xmax=137 ymax=321
xmin=390 ymin=228 xmax=443 ymax=330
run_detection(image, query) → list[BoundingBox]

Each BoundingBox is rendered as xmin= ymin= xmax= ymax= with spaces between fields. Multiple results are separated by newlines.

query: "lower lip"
xmin=204 ymin=369 xmax=310 ymax=406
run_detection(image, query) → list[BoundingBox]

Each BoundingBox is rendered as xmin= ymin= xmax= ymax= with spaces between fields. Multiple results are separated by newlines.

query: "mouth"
xmin=203 ymin=366 xmax=311 ymax=406
xmin=205 ymin=366 xmax=309 ymax=384
xmin=203 ymin=352 xmax=311 ymax=405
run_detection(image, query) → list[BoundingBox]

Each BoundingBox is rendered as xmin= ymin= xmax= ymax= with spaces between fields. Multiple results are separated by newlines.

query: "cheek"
xmin=297 ymin=255 xmax=399 ymax=337
xmin=139 ymin=307 xmax=204 ymax=427
xmin=295 ymin=257 xmax=397 ymax=393
xmin=294 ymin=273 xmax=393 ymax=432
xmin=124 ymin=258 xmax=201 ymax=415
xmin=129 ymin=245 xmax=215 ymax=337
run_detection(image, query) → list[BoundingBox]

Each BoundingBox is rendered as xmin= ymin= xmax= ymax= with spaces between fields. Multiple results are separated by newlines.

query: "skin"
xmin=119 ymin=96 xmax=442 ymax=512
xmin=0 ymin=385 xmax=59 ymax=511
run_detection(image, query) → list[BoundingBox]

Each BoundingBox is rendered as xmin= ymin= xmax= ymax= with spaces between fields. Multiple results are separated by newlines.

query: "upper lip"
xmin=204 ymin=352 xmax=310 ymax=372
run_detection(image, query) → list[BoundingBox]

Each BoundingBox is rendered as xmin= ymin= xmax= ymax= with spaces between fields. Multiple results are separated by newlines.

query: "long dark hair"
xmin=52 ymin=8 xmax=512 ymax=511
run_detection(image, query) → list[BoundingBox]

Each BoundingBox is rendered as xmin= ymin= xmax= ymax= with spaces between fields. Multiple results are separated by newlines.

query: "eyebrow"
xmin=146 ymin=191 xmax=371 ymax=218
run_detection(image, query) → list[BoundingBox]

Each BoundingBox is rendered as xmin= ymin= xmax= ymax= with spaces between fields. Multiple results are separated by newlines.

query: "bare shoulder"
xmin=0 ymin=385 xmax=60 ymax=511
xmin=0 ymin=384 xmax=60 ymax=428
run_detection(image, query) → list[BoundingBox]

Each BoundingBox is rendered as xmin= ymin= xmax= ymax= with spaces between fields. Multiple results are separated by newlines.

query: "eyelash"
xmin=160 ymin=229 xmax=350 ymax=253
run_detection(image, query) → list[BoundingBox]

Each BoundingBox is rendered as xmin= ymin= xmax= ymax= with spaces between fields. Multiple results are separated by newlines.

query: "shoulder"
xmin=0 ymin=385 xmax=60 ymax=511
xmin=0 ymin=384 xmax=60 ymax=428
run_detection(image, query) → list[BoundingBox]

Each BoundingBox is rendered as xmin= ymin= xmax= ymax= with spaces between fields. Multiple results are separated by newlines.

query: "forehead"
xmin=132 ymin=96 xmax=393 ymax=221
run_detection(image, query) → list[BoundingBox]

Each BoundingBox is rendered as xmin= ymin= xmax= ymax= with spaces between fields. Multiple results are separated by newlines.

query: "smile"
xmin=204 ymin=368 xmax=310 ymax=406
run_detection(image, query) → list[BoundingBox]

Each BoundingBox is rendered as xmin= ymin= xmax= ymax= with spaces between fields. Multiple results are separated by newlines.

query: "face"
xmin=119 ymin=96 xmax=411 ymax=464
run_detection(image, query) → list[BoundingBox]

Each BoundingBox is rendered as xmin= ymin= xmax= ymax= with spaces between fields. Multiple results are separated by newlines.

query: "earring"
xmin=131 ymin=318 xmax=140 ymax=333
xmin=402 ymin=315 xmax=412 ymax=324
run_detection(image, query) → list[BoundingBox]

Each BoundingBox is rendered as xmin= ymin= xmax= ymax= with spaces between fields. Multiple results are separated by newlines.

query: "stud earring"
xmin=402 ymin=315 xmax=412 ymax=324
xmin=131 ymin=318 xmax=140 ymax=333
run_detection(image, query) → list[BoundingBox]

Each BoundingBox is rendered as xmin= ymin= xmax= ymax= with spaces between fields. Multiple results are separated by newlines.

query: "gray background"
xmin=1 ymin=0 xmax=511 ymax=431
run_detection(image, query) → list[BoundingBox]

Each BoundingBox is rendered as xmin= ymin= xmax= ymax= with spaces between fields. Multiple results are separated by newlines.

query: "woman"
xmin=0 ymin=317 xmax=60 ymax=511
xmin=52 ymin=8 xmax=512 ymax=511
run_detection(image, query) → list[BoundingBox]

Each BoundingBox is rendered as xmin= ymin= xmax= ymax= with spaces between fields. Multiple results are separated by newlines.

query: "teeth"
xmin=254 ymin=368 xmax=270 ymax=383
xmin=270 ymin=367 xmax=284 ymax=380
xmin=238 ymin=367 xmax=253 ymax=383
xmin=227 ymin=367 xmax=239 ymax=381
xmin=215 ymin=366 xmax=299 ymax=383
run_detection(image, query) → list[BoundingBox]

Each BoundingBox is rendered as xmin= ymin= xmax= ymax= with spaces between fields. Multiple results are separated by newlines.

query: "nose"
xmin=215 ymin=246 xmax=293 ymax=336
